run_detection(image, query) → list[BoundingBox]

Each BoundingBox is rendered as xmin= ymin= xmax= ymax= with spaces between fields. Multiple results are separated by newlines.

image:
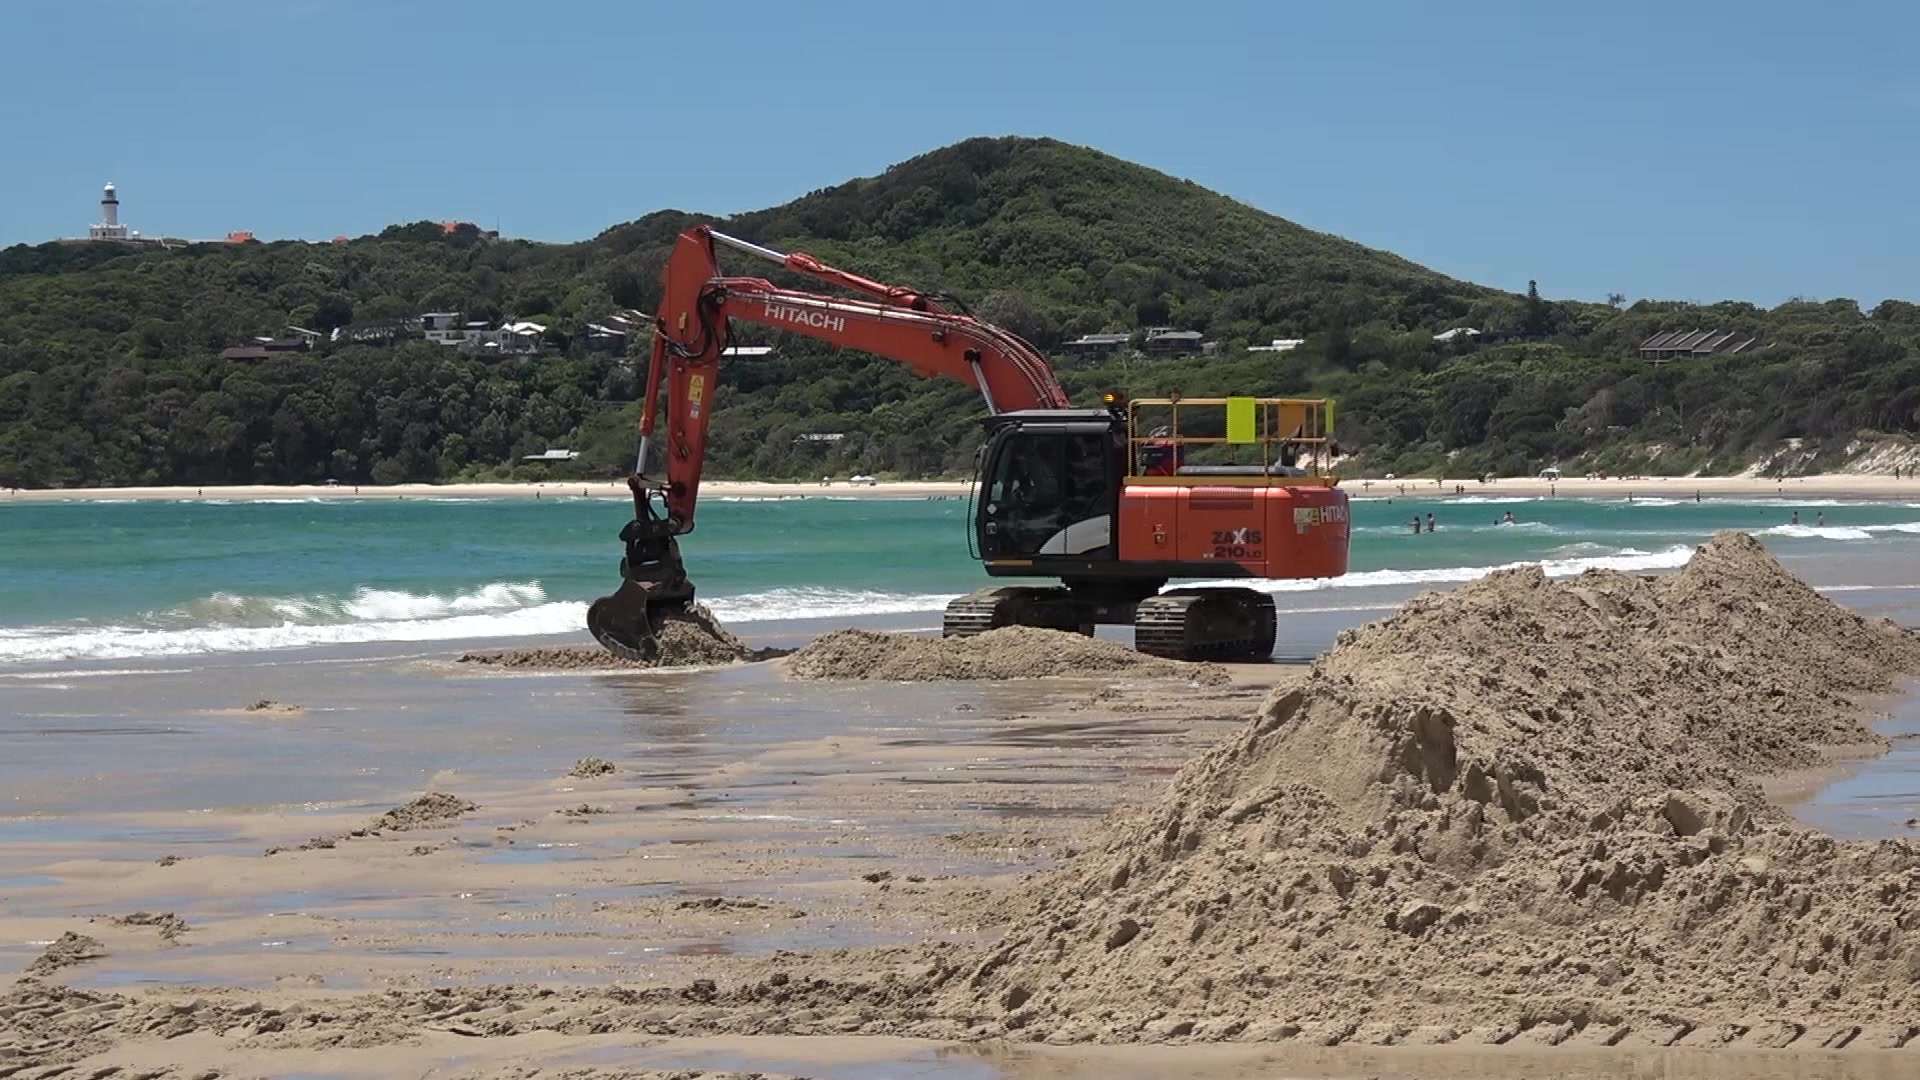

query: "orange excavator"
xmin=587 ymin=226 xmax=1350 ymax=662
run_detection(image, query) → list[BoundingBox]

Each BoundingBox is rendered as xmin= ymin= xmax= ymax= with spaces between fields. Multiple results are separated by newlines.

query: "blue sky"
xmin=1 ymin=0 xmax=1913 ymax=305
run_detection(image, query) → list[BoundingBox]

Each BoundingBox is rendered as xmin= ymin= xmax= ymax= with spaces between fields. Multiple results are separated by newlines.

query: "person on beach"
xmin=1817 ymin=511 xmax=1825 ymax=526
xmin=1502 ymin=510 xmax=1516 ymax=525
xmin=1791 ymin=511 xmax=1800 ymax=525
xmin=1426 ymin=513 xmax=1437 ymax=533
xmin=1411 ymin=516 xmax=1421 ymax=533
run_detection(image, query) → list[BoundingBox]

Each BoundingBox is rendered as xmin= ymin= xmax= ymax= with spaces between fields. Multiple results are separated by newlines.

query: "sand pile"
xmin=22 ymin=933 xmax=105 ymax=978
xmin=460 ymin=605 xmax=767 ymax=670
xmin=111 ymin=912 xmax=187 ymax=943
xmin=373 ymin=792 xmax=476 ymax=831
xmin=789 ymin=626 xmax=1230 ymax=684
xmin=568 ymin=756 xmax=618 ymax=778
xmin=938 ymin=532 xmax=1920 ymax=1040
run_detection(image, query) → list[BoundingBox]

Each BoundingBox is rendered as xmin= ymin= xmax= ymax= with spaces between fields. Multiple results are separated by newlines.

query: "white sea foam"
xmin=1176 ymin=544 xmax=1700 ymax=595
xmin=705 ymin=587 xmax=961 ymax=623
xmin=1757 ymin=522 xmax=1920 ymax=541
xmin=0 ymin=602 xmax=589 ymax=662
xmin=9 ymin=530 xmax=1892 ymax=664
xmin=1758 ymin=524 xmax=1876 ymax=541
xmin=0 ymin=666 xmax=199 ymax=680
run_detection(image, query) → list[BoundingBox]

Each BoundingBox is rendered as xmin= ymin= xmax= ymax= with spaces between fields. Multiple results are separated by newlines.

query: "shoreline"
xmin=5 ymin=472 xmax=1920 ymax=504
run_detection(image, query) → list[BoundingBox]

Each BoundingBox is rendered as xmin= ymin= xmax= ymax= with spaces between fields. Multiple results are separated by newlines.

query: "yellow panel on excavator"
xmin=1225 ymin=397 xmax=1256 ymax=444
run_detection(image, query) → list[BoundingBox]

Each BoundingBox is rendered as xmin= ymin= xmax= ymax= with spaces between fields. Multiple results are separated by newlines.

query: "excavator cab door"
xmin=975 ymin=419 xmax=1120 ymax=562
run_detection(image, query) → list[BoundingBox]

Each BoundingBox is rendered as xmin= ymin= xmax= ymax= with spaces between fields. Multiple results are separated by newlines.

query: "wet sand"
xmin=6 ymin=614 xmax=1920 ymax=1076
xmin=0 ymin=656 xmax=1291 ymax=1076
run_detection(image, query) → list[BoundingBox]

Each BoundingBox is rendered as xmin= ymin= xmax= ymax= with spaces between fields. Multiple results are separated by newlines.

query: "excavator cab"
xmin=974 ymin=411 xmax=1123 ymax=561
xmin=948 ymin=396 xmax=1347 ymax=660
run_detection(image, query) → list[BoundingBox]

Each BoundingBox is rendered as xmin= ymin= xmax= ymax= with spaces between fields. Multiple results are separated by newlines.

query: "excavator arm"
xmin=588 ymin=225 xmax=1070 ymax=658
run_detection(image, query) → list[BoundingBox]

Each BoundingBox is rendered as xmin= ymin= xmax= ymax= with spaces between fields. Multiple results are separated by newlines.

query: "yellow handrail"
xmin=1125 ymin=396 xmax=1336 ymax=481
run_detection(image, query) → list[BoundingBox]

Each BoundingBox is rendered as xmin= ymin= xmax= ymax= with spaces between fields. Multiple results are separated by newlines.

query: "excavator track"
xmin=943 ymin=587 xmax=1093 ymax=638
xmin=1133 ymin=588 xmax=1277 ymax=662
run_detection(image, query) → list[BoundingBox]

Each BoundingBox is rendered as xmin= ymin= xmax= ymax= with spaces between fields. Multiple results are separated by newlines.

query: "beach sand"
xmin=6 ymin=472 xmax=1920 ymax=504
xmin=6 ymin=545 xmax=1920 ymax=1078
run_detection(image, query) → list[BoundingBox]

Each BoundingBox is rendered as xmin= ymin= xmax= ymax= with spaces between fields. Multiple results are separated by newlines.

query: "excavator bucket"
xmin=586 ymin=531 xmax=696 ymax=661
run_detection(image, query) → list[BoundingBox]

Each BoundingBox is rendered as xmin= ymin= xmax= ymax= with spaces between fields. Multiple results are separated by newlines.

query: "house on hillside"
xmin=585 ymin=322 xmax=630 ymax=351
xmin=221 ymin=335 xmax=311 ymax=361
xmin=1433 ymin=327 xmax=1480 ymax=344
xmin=1143 ymin=328 xmax=1208 ymax=358
xmin=465 ymin=321 xmax=546 ymax=356
xmin=1638 ymin=328 xmax=1757 ymax=361
xmin=334 ymin=320 xmax=409 ymax=344
xmin=422 ymin=312 xmax=463 ymax=345
xmin=1249 ymin=338 xmax=1305 ymax=353
xmin=1061 ymin=332 xmax=1132 ymax=358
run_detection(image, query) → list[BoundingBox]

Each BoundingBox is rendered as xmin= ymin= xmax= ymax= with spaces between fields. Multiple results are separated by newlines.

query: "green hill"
xmin=2 ymin=136 xmax=1917 ymax=487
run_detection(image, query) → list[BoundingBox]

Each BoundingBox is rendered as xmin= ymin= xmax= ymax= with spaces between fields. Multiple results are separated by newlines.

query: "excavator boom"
xmin=588 ymin=225 xmax=1068 ymax=658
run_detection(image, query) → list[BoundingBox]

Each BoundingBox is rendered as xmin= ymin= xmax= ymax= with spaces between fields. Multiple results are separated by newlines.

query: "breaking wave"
xmin=1757 ymin=523 xmax=1920 ymax=541
xmin=10 ymin=532 xmax=1891 ymax=664
xmin=0 ymin=583 xmax=578 ymax=663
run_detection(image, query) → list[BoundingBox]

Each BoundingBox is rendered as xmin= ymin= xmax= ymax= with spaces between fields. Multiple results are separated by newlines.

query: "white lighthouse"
xmin=88 ymin=182 xmax=131 ymax=241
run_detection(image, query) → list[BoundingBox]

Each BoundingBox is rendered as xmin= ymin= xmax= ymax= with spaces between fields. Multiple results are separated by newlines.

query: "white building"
xmin=1248 ymin=338 xmax=1305 ymax=353
xmin=87 ymin=183 xmax=136 ymax=241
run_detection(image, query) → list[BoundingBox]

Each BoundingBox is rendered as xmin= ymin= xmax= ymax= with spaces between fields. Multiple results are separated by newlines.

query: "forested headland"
xmin=4 ymin=136 xmax=1918 ymax=488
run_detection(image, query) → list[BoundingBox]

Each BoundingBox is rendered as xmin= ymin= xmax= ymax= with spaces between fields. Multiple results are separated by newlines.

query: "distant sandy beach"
xmin=6 ymin=472 xmax=1920 ymax=503
xmin=0 ymin=479 xmax=972 ymax=503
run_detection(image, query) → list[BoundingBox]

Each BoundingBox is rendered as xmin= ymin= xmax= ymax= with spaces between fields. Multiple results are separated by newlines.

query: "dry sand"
xmin=6 ymin=534 xmax=1920 ymax=1078
xmin=7 ymin=471 xmax=1920 ymax=504
xmin=788 ymin=626 xmax=1231 ymax=685
xmin=0 ymin=479 xmax=972 ymax=504
xmin=942 ymin=532 xmax=1920 ymax=1044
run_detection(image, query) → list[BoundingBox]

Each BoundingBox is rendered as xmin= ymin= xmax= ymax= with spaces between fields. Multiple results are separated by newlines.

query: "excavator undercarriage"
xmin=940 ymin=585 xmax=1278 ymax=662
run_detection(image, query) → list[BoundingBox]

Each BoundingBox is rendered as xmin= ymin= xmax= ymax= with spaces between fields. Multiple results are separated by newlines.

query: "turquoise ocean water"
xmin=3 ymin=491 xmax=1919 ymax=665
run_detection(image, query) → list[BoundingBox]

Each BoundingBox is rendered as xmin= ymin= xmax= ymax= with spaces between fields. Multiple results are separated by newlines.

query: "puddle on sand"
xmin=0 ymin=874 xmax=59 ymax=889
xmin=1796 ymin=684 xmax=1920 ymax=839
xmin=0 ymin=819 xmax=243 ymax=847
xmin=476 ymin=843 xmax=594 ymax=864
xmin=977 ymin=802 xmax=1102 ymax=820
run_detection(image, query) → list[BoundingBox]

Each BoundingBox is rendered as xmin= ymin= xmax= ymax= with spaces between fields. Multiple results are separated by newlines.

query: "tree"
xmin=1523 ymin=280 xmax=1552 ymax=335
xmin=313 ymin=295 xmax=355 ymax=333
